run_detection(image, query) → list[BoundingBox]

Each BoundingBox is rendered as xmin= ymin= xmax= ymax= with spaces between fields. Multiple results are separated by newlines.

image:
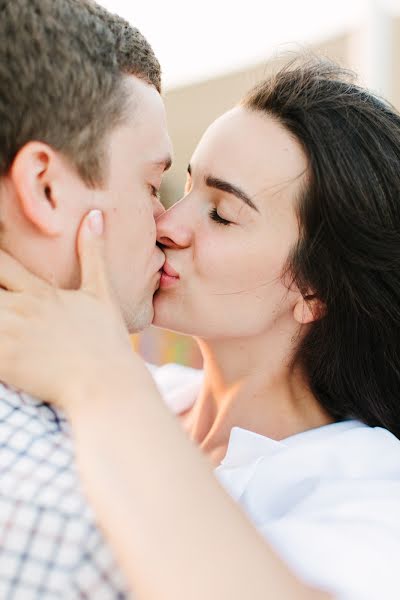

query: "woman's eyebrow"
xmin=205 ymin=175 xmax=259 ymax=212
xmin=187 ymin=164 xmax=259 ymax=212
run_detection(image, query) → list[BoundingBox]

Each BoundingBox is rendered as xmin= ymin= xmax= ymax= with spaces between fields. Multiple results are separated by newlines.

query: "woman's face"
xmin=153 ymin=107 xmax=308 ymax=340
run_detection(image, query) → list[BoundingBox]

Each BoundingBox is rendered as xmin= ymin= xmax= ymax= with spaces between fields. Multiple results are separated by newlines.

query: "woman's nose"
xmin=156 ymin=205 xmax=192 ymax=249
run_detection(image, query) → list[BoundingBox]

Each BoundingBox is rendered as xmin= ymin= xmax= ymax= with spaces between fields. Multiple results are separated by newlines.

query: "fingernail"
xmin=87 ymin=210 xmax=103 ymax=236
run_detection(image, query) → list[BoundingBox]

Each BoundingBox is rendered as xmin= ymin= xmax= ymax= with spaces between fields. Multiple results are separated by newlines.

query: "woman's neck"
xmin=186 ymin=333 xmax=334 ymax=464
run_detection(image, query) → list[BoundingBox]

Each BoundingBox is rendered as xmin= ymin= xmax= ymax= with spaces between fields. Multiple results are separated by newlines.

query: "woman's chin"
xmin=151 ymin=292 xmax=182 ymax=331
xmin=151 ymin=290 xmax=206 ymax=337
xmin=151 ymin=315 xmax=188 ymax=334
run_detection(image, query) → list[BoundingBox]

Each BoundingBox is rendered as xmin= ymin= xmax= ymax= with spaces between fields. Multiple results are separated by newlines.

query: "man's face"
xmin=99 ymin=77 xmax=172 ymax=331
xmin=1 ymin=75 xmax=172 ymax=333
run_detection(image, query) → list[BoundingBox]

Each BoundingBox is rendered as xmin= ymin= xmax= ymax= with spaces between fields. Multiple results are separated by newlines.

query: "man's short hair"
xmin=0 ymin=0 xmax=161 ymax=187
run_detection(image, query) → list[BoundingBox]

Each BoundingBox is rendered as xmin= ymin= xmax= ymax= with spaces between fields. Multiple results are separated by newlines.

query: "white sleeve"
xmin=260 ymin=516 xmax=400 ymax=600
xmin=144 ymin=362 xmax=159 ymax=375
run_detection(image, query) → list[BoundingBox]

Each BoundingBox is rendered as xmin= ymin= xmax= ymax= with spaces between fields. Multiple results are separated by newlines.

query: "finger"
xmin=0 ymin=250 xmax=47 ymax=293
xmin=0 ymin=295 xmax=26 ymax=336
xmin=77 ymin=210 xmax=112 ymax=301
xmin=0 ymin=289 xmax=37 ymax=315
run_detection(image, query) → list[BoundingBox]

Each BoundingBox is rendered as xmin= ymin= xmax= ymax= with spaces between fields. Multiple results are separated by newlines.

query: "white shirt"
xmin=152 ymin=363 xmax=400 ymax=600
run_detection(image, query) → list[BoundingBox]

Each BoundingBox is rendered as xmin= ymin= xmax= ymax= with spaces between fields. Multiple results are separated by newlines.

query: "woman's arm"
xmin=0 ymin=212 xmax=332 ymax=600
xmin=68 ymin=359 xmax=332 ymax=600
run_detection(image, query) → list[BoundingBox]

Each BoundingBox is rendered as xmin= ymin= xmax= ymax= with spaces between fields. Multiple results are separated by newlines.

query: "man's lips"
xmin=154 ymin=251 xmax=166 ymax=274
xmin=162 ymin=261 xmax=180 ymax=279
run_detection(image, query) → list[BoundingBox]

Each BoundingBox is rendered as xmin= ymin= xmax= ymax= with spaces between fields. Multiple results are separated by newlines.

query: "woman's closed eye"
xmin=209 ymin=207 xmax=232 ymax=226
xmin=149 ymin=184 xmax=161 ymax=200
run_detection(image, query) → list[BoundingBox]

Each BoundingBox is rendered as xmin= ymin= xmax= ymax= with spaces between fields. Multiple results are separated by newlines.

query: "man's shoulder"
xmin=0 ymin=383 xmax=79 ymax=508
xmin=0 ymin=384 xmax=130 ymax=598
xmin=0 ymin=489 xmax=129 ymax=598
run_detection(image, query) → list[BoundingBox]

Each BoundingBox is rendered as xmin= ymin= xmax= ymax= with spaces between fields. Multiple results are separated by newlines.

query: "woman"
xmin=0 ymin=57 xmax=399 ymax=599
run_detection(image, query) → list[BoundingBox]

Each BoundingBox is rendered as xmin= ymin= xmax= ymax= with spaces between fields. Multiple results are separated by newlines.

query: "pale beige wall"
xmin=391 ymin=17 xmax=400 ymax=109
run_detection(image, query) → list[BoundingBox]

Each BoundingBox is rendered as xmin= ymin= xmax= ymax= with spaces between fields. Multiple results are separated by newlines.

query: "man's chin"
xmin=125 ymin=302 xmax=154 ymax=335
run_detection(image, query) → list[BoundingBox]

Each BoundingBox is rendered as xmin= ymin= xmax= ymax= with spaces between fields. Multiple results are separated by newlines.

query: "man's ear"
xmin=9 ymin=141 xmax=66 ymax=237
xmin=293 ymin=293 xmax=326 ymax=325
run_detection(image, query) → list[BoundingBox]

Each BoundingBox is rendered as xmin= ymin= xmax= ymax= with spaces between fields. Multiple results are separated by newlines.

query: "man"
xmin=0 ymin=0 xmax=172 ymax=597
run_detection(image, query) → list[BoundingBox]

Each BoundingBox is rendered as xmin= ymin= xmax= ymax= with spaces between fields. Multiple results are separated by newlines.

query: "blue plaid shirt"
xmin=0 ymin=383 xmax=130 ymax=599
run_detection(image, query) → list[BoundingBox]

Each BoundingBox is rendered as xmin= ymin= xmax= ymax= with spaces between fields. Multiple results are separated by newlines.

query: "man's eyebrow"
xmin=153 ymin=156 xmax=172 ymax=171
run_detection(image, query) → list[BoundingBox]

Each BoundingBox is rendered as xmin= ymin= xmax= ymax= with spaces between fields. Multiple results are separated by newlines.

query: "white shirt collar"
xmin=219 ymin=419 xmax=365 ymax=468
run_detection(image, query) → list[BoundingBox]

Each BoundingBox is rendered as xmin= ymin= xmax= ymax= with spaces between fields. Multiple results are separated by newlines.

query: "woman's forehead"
xmin=190 ymin=106 xmax=307 ymax=201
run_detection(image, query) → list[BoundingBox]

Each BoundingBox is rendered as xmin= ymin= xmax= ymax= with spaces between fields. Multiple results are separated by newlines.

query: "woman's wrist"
xmin=61 ymin=357 xmax=137 ymax=419
xmin=64 ymin=355 xmax=160 ymax=425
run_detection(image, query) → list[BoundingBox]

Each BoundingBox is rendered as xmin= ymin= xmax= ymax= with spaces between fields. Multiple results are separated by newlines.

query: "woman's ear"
xmin=293 ymin=294 xmax=326 ymax=325
xmin=10 ymin=141 xmax=65 ymax=237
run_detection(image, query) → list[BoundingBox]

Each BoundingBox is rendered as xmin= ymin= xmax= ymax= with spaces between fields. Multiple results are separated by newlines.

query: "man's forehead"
xmin=121 ymin=76 xmax=173 ymax=167
xmin=124 ymin=75 xmax=167 ymax=128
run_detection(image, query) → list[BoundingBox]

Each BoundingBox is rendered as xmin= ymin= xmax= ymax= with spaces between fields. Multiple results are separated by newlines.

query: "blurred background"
xmin=100 ymin=0 xmax=400 ymax=368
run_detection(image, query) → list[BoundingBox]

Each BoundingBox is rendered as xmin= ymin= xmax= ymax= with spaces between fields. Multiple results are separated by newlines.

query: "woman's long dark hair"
xmin=243 ymin=57 xmax=400 ymax=438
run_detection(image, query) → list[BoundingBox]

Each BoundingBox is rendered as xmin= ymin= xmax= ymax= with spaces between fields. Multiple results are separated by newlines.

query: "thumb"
xmin=77 ymin=210 xmax=112 ymax=301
